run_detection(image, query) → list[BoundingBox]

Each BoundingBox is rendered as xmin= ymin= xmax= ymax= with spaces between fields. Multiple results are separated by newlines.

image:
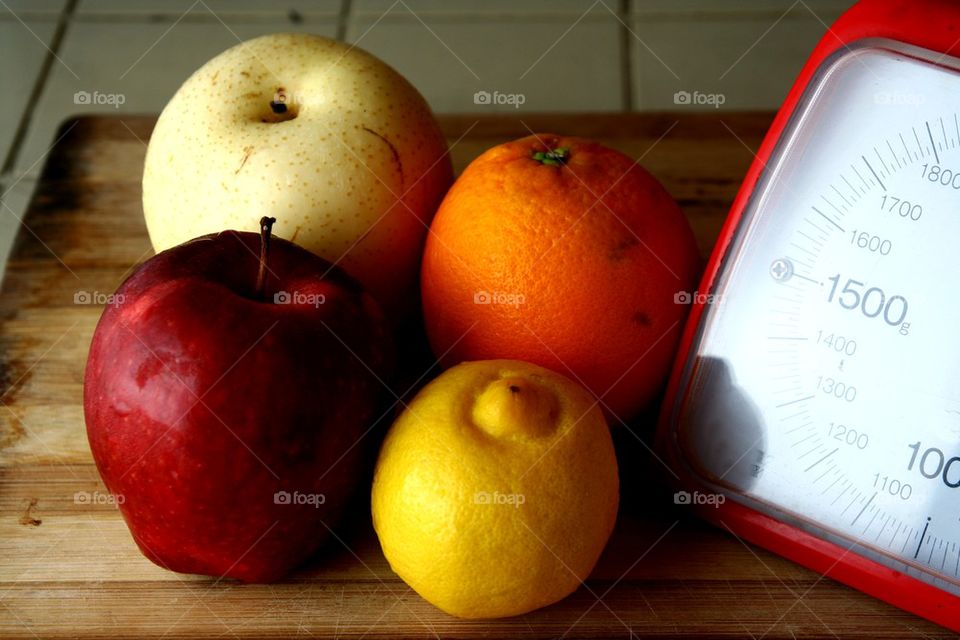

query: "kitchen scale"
xmin=658 ymin=0 xmax=960 ymax=629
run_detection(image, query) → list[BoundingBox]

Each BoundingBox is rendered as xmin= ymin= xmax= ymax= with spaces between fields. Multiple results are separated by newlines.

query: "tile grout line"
xmin=1 ymin=0 xmax=78 ymax=176
xmin=336 ymin=0 xmax=352 ymax=42
xmin=68 ymin=13 xmax=341 ymax=24
xmin=619 ymin=0 xmax=633 ymax=112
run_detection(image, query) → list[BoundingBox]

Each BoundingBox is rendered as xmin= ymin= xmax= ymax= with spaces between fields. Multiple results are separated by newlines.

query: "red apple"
xmin=84 ymin=218 xmax=392 ymax=582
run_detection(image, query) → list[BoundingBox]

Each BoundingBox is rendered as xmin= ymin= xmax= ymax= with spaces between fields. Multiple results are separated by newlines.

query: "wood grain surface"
xmin=0 ymin=114 xmax=952 ymax=639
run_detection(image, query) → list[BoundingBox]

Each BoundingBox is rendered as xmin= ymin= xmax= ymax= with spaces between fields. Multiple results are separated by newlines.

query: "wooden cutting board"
xmin=0 ymin=114 xmax=951 ymax=639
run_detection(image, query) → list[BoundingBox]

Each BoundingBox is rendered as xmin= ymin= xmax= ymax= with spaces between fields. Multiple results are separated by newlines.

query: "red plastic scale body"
xmin=657 ymin=0 xmax=960 ymax=630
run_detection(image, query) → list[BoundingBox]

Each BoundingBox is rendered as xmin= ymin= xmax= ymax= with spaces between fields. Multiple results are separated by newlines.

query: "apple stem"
xmin=256 ymin=216 xmax=276 ymax=300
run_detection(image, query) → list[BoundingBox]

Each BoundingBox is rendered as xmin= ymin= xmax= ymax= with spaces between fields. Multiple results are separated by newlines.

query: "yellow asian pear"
xmin=142 ymin=33 xmax=452 ymax=318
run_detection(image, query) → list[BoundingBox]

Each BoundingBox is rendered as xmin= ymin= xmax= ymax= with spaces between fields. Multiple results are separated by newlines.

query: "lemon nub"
xmin=471 ymin=376 xmax=559 ymax=438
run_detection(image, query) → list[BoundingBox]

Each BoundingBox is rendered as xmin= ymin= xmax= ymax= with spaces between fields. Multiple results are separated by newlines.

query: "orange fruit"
xmin=421 ymin=134 xmax=700 ymax=422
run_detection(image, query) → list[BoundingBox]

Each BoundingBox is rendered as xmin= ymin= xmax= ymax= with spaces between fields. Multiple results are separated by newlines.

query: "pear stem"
xmin=256 ymin=216 xmax=276 ymax=301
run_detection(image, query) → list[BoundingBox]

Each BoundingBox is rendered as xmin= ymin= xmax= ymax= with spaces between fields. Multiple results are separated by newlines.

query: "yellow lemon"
xmin=371 ymin=359 xmax=619 ymax=619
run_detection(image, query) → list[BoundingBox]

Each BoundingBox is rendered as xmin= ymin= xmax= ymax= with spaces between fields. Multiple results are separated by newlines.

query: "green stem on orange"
xmin=532 ymin=147 xmax=569 ymax=166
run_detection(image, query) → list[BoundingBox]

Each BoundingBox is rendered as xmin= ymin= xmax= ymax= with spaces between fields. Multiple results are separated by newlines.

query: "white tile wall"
xmin=1 ymin=0 xmax=67 ymax=15
xmin=0 ymin=0 xmax=858 ymax=283
xmin=75 ymin=0 xmax=342 ymax=19
xmin=632 ymin=0 xmax=850 ymax=12
xmin=353 ymin=0 xmax=604 ymax=15
xmin=17 ymin=19 xmax=337 ymax=177
xmin=347 ymin=11 xmax=623 ymax=112
xmin=630 ymin=8 xmax=845 ymax=110
xmin=0 ymin=19 xmax=57 ymax=169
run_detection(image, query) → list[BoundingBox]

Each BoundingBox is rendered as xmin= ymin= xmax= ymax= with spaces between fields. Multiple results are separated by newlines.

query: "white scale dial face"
xmin=674 ymin=40 xmax=960 ymax=595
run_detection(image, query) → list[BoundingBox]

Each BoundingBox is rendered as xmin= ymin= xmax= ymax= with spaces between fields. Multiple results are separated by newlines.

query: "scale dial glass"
xmin=671 ymin=39 xmax=960 ymax=595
